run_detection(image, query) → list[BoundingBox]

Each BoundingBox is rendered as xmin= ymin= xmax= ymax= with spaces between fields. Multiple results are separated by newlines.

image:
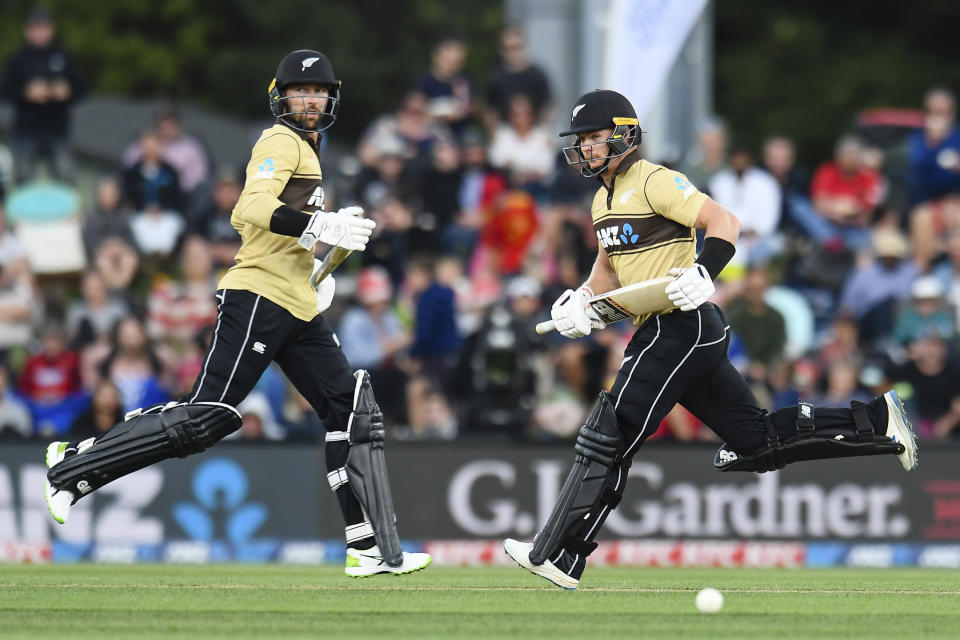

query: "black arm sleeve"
xmin=269 ymin=204 xmax=310 ymax=237
xmin=697 ymin=236 xmax=736 ymax=281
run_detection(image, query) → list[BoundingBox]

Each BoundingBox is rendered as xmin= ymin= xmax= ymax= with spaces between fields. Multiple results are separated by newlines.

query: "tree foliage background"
xmin=3 ymin=0 xmax=960 ymax=163
xmin=0 ymin=0 xmax=504 ymax=137
xmin=714 ymin=0 xmax=960 ymax=162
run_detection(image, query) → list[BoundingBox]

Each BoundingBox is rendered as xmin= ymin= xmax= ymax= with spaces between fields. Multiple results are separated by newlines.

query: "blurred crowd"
xmin=1 ymin=12 xmax=959 ymax=444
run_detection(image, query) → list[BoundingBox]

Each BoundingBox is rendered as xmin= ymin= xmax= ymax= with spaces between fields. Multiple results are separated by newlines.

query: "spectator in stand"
xmin=66 ymin=379 xmax=124 ymax=442
xmin=417 ymin=138 xmax=462 ymax=247
xmin=788 ymin=135 xmax=883 ymax=251
xmin=725 ymin=267 xmax=787 ymax=370
xmin=124 ymin=108 xmax=211 ymax=216
xmin=892 ymin=276 xmax=955 ymax=345
xmin=352 ymin=133 xmax=415 ymax=210
xmin=0 ymin=365 xmax=32 ymax=439
xmin=818 ymin=316 xmax=860 ymax=370
xmin=762 ymin=134 xmax=809 ymax=229
xmin=0 ymin=8 xmax=84 ymax=184
xmin=17 ymin=322 xmax=86 ymax=435
xmin=97 ymin=316 xmax=170 ymax=414
xmin=475 ymin=189 xmax=539 ymax=276
xmin=413 ymin=38 xmax=474 ymax=138
xmin=66 ymin=270 xmax=129 ymax=349
xmin=82 ymin=174 xmax=141 ymax=296
xmin=487 ymin=26 xmax=551 ymax=125
xmin=407 ymin=257 xmax=460 ymax=382
xmin=231 ymin=392 xmax=285 ymax=441
xmin=82 ymin=174 xmax=136 ymax=256
xmin=191 ymin=168 xmax=242 ymax=270
xmin=123 ymin=129 xmax=185 ymax=257
xmin=816 ymin=360 xmax=871 ymax=407
xmin=146 ymin=236 xmax=219 ymax=352
xmin=364 ymin=195 xmax=415 ymax=287
xmin=682 ymin=117 xmax=727 ymax=192
xmin=358 ymin=91 xmax=453 ymax=175
xmin=931 ymin=230 xmax=960 ymax=328
xmin=886 ymin=335 xmax=960 ymax=438
xmin=908 ymin=87 xmax=960 ymax=269
xmin=488 ymin=93 xmax=555 ymax=192
xmin=449 ymin=129 xmax=506 ymax=257
xmin=839 ymin=227 xmax=918 ymax=346
xmin=709 ymin=143 xmax=782 ymax=272
xmin=0 ymin=204 xmax=35 ymax=362
xmin=337 ymin=266 xmax=412 ymax=427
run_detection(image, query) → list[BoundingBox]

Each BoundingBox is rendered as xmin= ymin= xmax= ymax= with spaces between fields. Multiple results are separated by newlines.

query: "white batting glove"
xmin=550 ymin=287 xmax=605 ymax=339
xmin=298 ymin=205 xmax=375 ymax=252
xmin=312 ymin=256 xmax=337 ymax=313
xmin=665 ymin=264 xmax=715 ymax=311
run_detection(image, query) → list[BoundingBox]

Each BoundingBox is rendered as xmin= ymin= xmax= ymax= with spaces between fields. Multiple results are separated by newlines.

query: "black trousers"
xmin=186 ymin=289 xmax=368 ymax=541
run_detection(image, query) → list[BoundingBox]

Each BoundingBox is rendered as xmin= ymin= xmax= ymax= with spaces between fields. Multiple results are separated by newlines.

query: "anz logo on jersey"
xmin=596 ymin=222 xmax=641 ymax=250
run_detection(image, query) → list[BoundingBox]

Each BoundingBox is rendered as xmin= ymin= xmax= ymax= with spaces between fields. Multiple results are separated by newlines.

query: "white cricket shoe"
xmin=44 ymin=442 xmax=75 ymax=525
xmin=503 ymin=538 xmax=579 ymax=590
xmin=884 ymin=390 xmax=918 ymax=471
xmin=345 ymin=545 xmax=432 ymax=577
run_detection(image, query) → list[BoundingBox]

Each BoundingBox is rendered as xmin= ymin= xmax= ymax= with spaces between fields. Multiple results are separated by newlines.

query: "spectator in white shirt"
xmin=709 ymin=143 xmax=783 ymax=274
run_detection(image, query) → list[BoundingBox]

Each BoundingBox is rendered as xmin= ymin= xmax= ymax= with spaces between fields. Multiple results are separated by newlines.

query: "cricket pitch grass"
xmin=1 ymin=564 xmax=958 ymax=639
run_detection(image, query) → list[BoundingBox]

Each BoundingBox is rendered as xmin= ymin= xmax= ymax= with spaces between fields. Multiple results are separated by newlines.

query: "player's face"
xmin=577 ymin=128 xmax=614 ymax=169
xmin=284 ymin=84 xmax=332 ymax=128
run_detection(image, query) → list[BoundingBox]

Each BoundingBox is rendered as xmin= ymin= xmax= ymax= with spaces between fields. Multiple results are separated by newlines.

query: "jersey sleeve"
xmin=232 ymin=131 xmax=300 ymax=230
xmin=644 ymin=167 xmax=708 ymax=228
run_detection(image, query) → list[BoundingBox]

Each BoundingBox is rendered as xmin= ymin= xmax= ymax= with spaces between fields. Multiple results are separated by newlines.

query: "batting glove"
xmin=299 ymin=205 xmax=375 ymax=252
xmin=551 ymin=286 xmax=605 ymax=339
xmin=312 ymin=258 xmax=337 ymax=313
xmin=665 ymin=264 xmax=715 ymax=311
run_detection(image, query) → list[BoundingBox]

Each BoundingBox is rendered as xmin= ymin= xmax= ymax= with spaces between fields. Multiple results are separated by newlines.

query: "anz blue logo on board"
xmin=597 ymin=222 xmax=641 ymax=249
xmin=173 ymin=458 xmax=267 ymax=543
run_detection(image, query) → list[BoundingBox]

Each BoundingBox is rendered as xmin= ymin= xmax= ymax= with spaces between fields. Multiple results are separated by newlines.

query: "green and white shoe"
xmin=884 ymin=390 xmax=918 ymax=471
xmin=344 ymin=545 xmax=432 ymax=577
xmin=503 ymin=538 xmax=579 ymax=590
xmin=44 ymin=441 xmax=74 ymax=525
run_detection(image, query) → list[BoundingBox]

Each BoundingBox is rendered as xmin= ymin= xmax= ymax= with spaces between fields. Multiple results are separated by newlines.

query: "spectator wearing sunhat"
xmin=892 ymin=275 xmax=956 ymax=345
xmin=839 ymin=228 xmax=918 ymax=344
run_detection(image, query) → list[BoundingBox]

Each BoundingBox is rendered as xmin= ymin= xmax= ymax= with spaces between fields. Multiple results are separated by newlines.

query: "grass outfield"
xmin=1 ymin=565 xmax=959 ymax=639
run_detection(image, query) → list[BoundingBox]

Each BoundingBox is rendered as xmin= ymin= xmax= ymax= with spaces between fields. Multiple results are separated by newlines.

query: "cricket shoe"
xmin=883 ymin=390 xmax=918 ymax=471
xmin=44 ymin=441 xmax=76 ymax=525
xmin=503 ymin=538 xmax=579 ymax=590
xmin=345 ymin=545 xmax=432 ymax=577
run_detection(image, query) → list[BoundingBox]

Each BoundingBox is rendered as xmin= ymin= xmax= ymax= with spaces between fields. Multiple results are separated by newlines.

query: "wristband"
xmin=270 ymin=204 xmax=310 ymax=237
xmin=697 ymin=237 xmax=736 ymax=280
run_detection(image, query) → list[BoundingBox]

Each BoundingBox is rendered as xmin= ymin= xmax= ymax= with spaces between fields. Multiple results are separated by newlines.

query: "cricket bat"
xmin=536 ymin=276 xmax=675 ymax=335
xmin=310 ymin=246 xmax=352 ymax=287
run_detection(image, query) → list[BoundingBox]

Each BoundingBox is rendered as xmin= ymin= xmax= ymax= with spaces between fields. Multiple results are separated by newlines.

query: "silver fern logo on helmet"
xmin=301 ymin=57 xmax=320 ymax=71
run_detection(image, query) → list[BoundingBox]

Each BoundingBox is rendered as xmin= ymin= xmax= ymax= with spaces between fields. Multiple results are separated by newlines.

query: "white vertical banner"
xmin=603 ymin=0 xmax=708 ymax=122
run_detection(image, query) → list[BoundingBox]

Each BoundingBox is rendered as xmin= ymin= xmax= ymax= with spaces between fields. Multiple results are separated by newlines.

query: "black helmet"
xmin=560 ymin=89 xmax=641 ymax=177
xmin=268 ymin=50 xmax=341 ymax=133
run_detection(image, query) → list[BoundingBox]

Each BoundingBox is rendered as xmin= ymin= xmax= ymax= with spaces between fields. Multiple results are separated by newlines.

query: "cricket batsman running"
xmin=503 ymin=89 xmax=917 ymax=589
xmin=44 ymin=49 xmax=431 ymax=576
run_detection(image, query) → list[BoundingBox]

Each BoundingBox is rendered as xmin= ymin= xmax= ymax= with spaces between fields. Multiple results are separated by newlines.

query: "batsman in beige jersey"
xmin=44 ymin=49 xmax=431 ymax=578
xmin=503 ymin=89 xmax=917 ymax=590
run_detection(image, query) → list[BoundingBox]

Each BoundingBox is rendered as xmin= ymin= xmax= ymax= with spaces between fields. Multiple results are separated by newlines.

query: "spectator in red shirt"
xmin=18 ymin=322 xmax=81 ymax=403
xmin=787 ymin=135 xmax=883 ymax=251
xmin=17 ymin=322 xmax=87 ymax=435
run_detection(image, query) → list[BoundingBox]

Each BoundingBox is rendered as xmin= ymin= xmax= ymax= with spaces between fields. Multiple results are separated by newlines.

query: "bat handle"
xmin=535 ymin=320 xmax=555 ymax=335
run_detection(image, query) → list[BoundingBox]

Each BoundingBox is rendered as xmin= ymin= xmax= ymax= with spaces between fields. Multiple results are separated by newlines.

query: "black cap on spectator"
xmin=26 ymin=7 xmax=52 ymax=24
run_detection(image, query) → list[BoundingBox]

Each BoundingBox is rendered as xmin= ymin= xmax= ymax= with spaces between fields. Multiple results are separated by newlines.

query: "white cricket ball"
xmin=695 ymin=587 xmax=724 ymax=613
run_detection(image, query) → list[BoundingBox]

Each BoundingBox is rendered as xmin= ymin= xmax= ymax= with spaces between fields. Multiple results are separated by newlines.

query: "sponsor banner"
xmin=807 ymin=542 xmax=960 ymax=568
xmin=2 ymin=443 xmax=959 ymax=550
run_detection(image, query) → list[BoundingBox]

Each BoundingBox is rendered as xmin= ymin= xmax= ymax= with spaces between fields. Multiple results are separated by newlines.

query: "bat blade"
xmin=535 ymin=276 xmax=675 ymax=335
xmin=310 ymin=246 xmax=352 ymax=287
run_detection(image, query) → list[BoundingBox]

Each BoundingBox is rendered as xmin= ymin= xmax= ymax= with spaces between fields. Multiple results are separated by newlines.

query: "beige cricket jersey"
xmin=218 ymin=122 xmax=325 ymax=321
xmin=590 ymin=151 xmax=708 ymax=325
